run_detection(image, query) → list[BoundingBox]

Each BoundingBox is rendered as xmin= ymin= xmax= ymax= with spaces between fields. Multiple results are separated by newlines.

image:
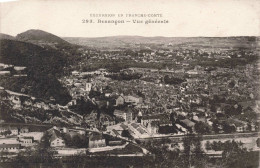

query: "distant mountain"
xmin=17 ymin=29 xmax=70 ymax=46
xmin=0 ymin=33 xmax=15 ymax=40
xmin=64 ymin=36 xmax=260 ymax=50
xmin=0 ymin=39 xmax=71 ymax=105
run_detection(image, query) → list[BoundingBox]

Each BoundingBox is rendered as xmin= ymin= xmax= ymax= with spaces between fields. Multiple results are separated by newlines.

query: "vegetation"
xmin=194 ymin=122 xmax=211 ymax=134
xmin=182 ymin=134 xmax=207 ymax=168
xmin=105 ymin=72 xmax=142 ymax=81
xmin=81 ymin=59 xmax=176 ymax=72
xmin=164 ymin=75 xmax=185 ymax=85
xmin=62 ymin=134 xmax=89 ymax=148
xmin=0 ymin=39 xmax=72 ymax=105
xmin=94 ymin=144 xmax=142 ymax=155
xmin=121 ymin=130 xmax=132 ymax=138
xmin=206 ymin=140 xmax=258 ymax=168
xmin=68 ymin=97 xmax=96 ymax=115
xmin=0 ymin=101 xmax=24 ymax=123
xmin=197 ymin=55 xmax=258 ymax=68
xmin=0 ymin=130 xmax=11 ymax=136
xmin=0 ymin=99 xmax=71 ymax=124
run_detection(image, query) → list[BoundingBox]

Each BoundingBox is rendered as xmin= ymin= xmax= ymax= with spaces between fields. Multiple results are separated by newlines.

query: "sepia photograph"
xmin=0 ymin=0 xmax=259 ymax=167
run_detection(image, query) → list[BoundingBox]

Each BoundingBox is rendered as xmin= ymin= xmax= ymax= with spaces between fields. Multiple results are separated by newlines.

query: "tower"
xmin=86 ymin=83 xmax=92 ymax=92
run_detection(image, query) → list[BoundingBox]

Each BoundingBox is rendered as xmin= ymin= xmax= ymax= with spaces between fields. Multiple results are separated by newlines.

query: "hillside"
xmin=0 ymin=39 xmax=67 ymax=70
xmin=0 ymin=39 xmax=71 ymax=105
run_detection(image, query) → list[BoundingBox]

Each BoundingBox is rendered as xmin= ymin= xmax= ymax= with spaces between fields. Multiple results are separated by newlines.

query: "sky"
xmin=0 ymin=0 xmax=260 ymax=37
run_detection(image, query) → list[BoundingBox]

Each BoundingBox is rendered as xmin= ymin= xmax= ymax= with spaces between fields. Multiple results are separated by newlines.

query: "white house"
xmin=48 ymin=128 xmax=65 ymax=147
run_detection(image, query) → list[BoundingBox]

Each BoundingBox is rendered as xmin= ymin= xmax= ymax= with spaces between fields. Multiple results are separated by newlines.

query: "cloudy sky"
xmin=0 ymin=0 xmax=259 ymax=37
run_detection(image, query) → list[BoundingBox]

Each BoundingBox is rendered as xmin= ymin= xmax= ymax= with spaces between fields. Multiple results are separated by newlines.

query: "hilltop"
xmin=17 ymin=29 xmax=69 ymax=45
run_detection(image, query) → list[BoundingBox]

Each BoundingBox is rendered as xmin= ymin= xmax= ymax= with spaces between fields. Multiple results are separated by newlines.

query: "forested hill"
xmin=0 ymin=39 xmax=67 ymax=74
xmin=15 ymin=29 xmax=82 ymax=66
xmin=0 ymin=38 xmax=71 ymax=105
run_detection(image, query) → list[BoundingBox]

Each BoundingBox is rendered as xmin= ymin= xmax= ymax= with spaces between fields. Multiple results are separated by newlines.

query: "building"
xmin=13 ymin=66 xmax=26 ymax=71
xmin=50 ymin=134 xmax=65 ymax=147
xmin=114 ymin=110 xmax=132 ymax=122
xmin=88 ymin=133 xmax=106 ymax=148
xmin=0 ymin=71 xmax=11 ymax=76
xmin=9 ymin=127 xmax=18 ymax=135
xmin=19 ymin=137 xmax=34 ymax=147
xmin=108 ymin=140 xmax=123 ymax=146
xmin=147 ymin=121 xmax=159 ymax=135
xmin=0 ymin=144 xmax=21 ymax=152
xmin=59 ymin=127 xmax=68 ymax=133
xmin=100 ymin=115 xmax=116 ymax=126
xmin=175 ymin=124 xmax=187 ymax=134
xmin=98 ymin=68 xmax=108 ymax=75
xmin=48 ymin=129 xmax=65 ymax=147
xmin=0 ymin=138 xmax=19 ymax=145
xmin=19 ymin=127 xmax=29 ymax=134
xmin=141 ymin=115 xmax=160 ymax=127
xmin=180 ymin=119 xmax=195 ymax=132
xmin=72 ymin=71 xmax=80 ymax=76
xmin=5 ymin=90 xmax=30 ymax=109
xmin=227 ymin=118 xmax=248 ymax=132
xmin=19 ymin=132 xmax=44 ymax=142
xmin=110 ymin=129 xmax=121 ymax=137
xmin=124 ymin=95 xmax=143 ymax=105
xmin=141 ymin=114 xmax=171 ymax=127
xmin=115 ymin=95 xmax=125 ymax=106
xmin=85 ymin=83 xmax=92 ymax=92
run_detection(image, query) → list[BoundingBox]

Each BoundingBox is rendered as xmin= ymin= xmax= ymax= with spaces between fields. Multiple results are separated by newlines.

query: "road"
xmin=136 ymin=131 xmax=260 ymax=142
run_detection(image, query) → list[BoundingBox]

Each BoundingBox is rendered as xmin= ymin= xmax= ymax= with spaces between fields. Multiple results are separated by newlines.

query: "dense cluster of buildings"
xmin=59 ymin=46 xmax=260 ymax=139
xmin=0 ymin=42 xmax=259 ymax=160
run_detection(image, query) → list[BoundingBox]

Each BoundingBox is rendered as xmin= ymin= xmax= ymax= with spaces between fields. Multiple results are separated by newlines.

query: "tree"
xmin=219 ymin=140 xmax=249 ymax=168
xmin=71 ymin=135 xmax=88 ymax=148
xmin=63 ymin=134 xmax=73 ymax=146
xmin=228 ymin=80 xmax=235 ymax=88
xmin=205 ymin=141 xmax=211 ymax=151
xmin=222 ymin=122 xmax=236 ymax=133
xmin=14 ymin=145 xmax=56 ymax=166
xmin=182 ymin=134 xmax=207 ymax=168
xmin=0 ymin=130 xmax=12 ymax=136
xmin=256 ymin=138 xmax=260 ymax=148
xmin=143 ymin=140 xmax=181 ymax=168
xmin=212 ymin=120 xmax=221 ymax=133
xmin=194 ymin=122 xmax=210 ymax=134
xmin=0 ymin=150 xmax=11 ymax=162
